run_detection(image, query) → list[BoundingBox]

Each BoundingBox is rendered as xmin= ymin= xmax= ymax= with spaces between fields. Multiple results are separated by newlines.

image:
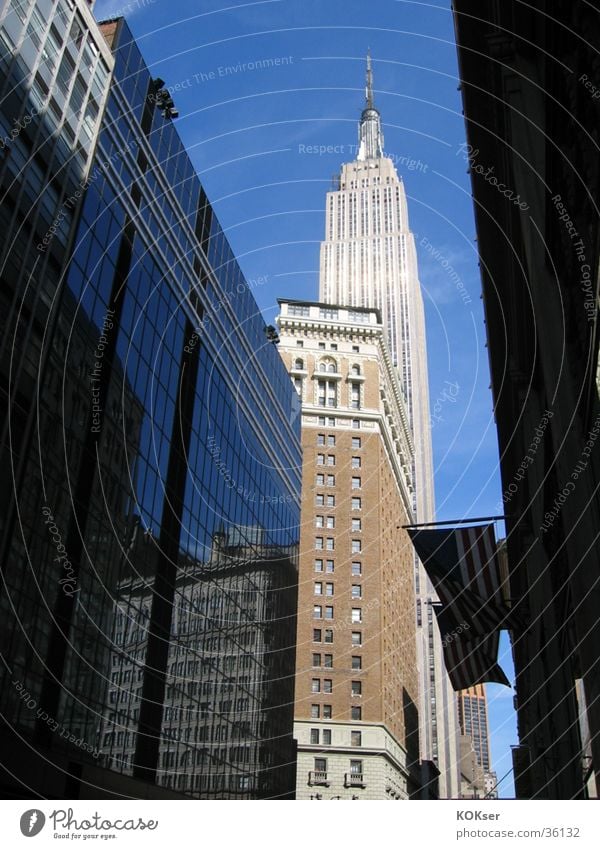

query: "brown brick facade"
xmin=278 ymin=302 xmax=419 ymax=793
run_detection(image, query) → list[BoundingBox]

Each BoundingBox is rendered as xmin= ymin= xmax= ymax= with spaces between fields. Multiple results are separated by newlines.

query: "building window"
xmin=314 ymin=606 xmax=322 ymax=619
xmin=324 ymin=654 xmax=333 ymax=668
xmin=319 ymin=308 xmax=338 ymax=319
xmin=351 ymin=539 xmax=362 ymax=553
xmin=352 ymin=419 xmax=360 ymax=429
xmin=326 ymin=538 xmax=335 ymax=550
xmin=316 ymin=516 xmax=324 ymax=528
xmin=316 ymin=494 xmax=324 ymax=506
xmin=351 ymin=364 xmax=361 ymax=375
xmin=318 ymin=342 xmax=326 ymax=350
xmin=326 ymin=516 xmax=335 ymax=528
xmin=315 ymin=559 xmax=324 ymax=572
xmin=328 ymin=434 xmax=336 ymax=446
xmin=351 ymin=383 xmax=361 ymax=409
xmin=315 ymin=537 xmax=324 ymax=549
xmin=352 ymin=477 xmax=361 ymax=490
xmin=296 ymin=340 xmax=304 ymax=347
xmin=327 ymin=417 xmax=335 ymax=426
xmin=312 ymin=653 xmax=321 ymax=667
xmin=351 ymin=707 xmax=362 ymax=721
xmin=352 ymin=437 xmax=362 ymax=449
xmin=352 ymin=562 xmax=362 ymax=576
xmin=313 ymin=629 xmax=322 ymax=642
xmin=311 ymin=704 xmax=320 ymax=718
xmin=310 ymin=728 xmax=320 ymax=744
xmin=327 ymin=455 xmax=336 ymax=466
xmin=314 ymin=582 xmax=323 ymax=595
xmin=317 ymin=433 xmax=326 ymax=445
xmin=318 ymin=379 xmax=337 ymax=408
xmin=294 ymin=358 xmax=305 ymax=370
xmin=352 ymin=631 xmax=362 ymax=646
xmin=351 ymin=584 xmax=362 ymax=598
xmin=351 ymin=681 xmax=362 ymax=696
xmin=330 ymin=343 xmax=338 ymax=351
xmin=324 ymin=629 xmax=334 ymax=643
xmin=327 ymin=474 xmax=335 ymax=486
xmin=289 ymin=304 xmax=310 ymax=316
xmin=325 ymin=606 xmax=334 ymax=620
xmin=350 ymin=758 xmax=363 ymax=773
xmin=316 ymin=474 xmax=325 ymax=486
xmin=351 ymin=608 xmax=362 ymax=623
xmin=317 ymin=454 xmax=325 ymax=465
xmin=293 ymin=376 xmax=303 ymax=395
xmin=325 ymin=582 xmax=334 ymax=596
xmin=352 ymin=456 xmax=361 ymax=469
xmin=352 ymin=345 xmax=360 ymax=353
xmin=323 ymin=729 xmax=332 ymax=745
xmin=314 ymin=757 xmax=327 ymax=772
xmin=352 ymin=498 xmax=361 ymax=510
xmin=312 ymin=679 xmax=320 ymax=693
xmin=326 ymin=560 xmax=335 ymax=573
xmin=352 ymin=518 xmax=362 ymax=531
xmin=323 ymin=705 xmax=332 ymax=718
xmin=351 ymin=731 xmax=362 ymax=747
xmin=323 ymin=679 xmax=333 ymax=693
xmin=352 ymin=656 xmax=362 ymax=670
xmin=326 ymin=494 xmax=335 ymax=507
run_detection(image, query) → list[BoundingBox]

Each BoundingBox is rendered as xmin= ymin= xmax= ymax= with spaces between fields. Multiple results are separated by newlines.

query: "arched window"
xmin=294 ymin=358 xmax=304 ymax=370
xmin=319 ymin=357 xmax=338 ymax=374
xmin=351 ymin=364 xmax=361 ymax=376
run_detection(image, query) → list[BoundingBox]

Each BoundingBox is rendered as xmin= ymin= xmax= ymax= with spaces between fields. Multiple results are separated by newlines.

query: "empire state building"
xmin=320 ymin=54 xmax=433 ymax=522
xmin=319 ymin=55 xmax=460 ymax=798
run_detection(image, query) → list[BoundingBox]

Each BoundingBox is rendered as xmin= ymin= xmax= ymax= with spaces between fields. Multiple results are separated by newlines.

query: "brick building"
xmin=278 ymin=299 xmax=421 ymax=799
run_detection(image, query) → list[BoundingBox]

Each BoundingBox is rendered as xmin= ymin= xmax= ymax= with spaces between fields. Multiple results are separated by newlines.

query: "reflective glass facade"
xmin=0 ymin=10 xmax=300 ymax=799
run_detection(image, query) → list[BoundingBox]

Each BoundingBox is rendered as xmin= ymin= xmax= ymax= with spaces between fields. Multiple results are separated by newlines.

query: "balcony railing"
xmin=344 ymin=772 xmax=366 ymax=788
xmin=309 ymin=770 xmax=330 ymax=786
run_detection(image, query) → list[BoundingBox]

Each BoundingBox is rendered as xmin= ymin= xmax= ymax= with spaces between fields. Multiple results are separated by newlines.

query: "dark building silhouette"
xmin=453 ymin=0 xmax=600 ymax=798
xmin=0 ymin=3 xmax=300 ymax=799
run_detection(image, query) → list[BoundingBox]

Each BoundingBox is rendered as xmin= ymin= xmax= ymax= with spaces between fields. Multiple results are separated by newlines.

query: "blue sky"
xmin=95 ymin=0 xmax=518 ymax=797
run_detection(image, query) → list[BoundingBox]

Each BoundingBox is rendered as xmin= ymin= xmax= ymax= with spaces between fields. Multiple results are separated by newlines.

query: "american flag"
xmin=407 ymin=524 xmax=514 ymax=637
xmin=435 ymin=606 xmax=510 ymax=690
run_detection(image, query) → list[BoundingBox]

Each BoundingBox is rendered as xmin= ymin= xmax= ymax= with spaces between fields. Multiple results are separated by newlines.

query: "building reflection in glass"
xmin=0 ymin=9 xmax=300 ymax=799
xmin=100 ymin=524 xmax=297 ymax=798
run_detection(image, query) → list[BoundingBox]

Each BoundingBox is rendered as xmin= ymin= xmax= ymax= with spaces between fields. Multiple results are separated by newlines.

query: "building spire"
xmin=357 ymin=52 xmax=384 ymax=161
xmin=366 ymin=48 xmax=374 ymax=109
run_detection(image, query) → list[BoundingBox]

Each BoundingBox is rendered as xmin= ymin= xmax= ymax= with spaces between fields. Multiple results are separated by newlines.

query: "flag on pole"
xmin=435 ymin=606 xmax=510 ymax=690
xmin=407 ymin=524 xmax=514 ymax=635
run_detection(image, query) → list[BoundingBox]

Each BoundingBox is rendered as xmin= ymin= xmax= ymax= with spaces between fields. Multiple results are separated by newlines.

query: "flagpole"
xmin=400 ymin=515 xmax=506 ymax=529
